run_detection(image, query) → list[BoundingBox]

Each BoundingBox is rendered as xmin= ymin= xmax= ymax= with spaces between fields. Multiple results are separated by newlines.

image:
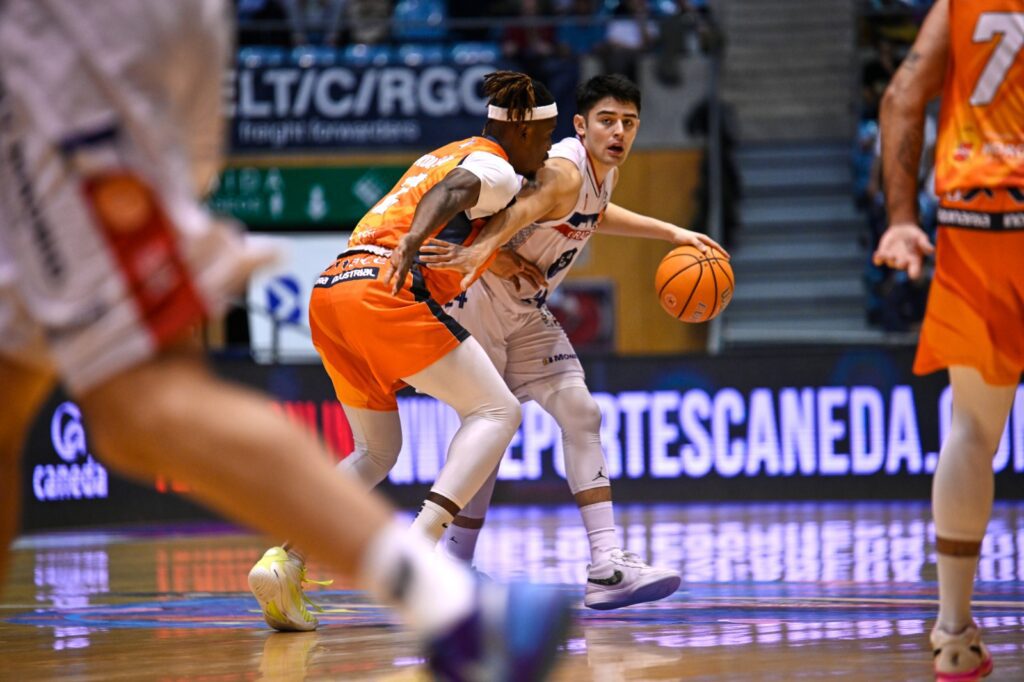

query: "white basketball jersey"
xmin=481 ymin=136 xmax=617 ymax=309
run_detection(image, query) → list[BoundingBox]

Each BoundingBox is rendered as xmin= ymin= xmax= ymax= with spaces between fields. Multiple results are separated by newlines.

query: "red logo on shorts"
xmin=953 ymin=143 xmax=972 ymax=162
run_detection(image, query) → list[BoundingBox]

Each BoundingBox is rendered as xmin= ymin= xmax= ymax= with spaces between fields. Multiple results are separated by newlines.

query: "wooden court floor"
xmin=2 ymin=501 xmax=1023 ymax=681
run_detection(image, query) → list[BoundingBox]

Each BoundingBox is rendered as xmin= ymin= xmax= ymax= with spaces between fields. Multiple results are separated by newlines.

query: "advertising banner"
xmin=244 ymin=233 xmax=348 ymax=363
xmin=21 ymin=396 xmax=211 ymax=531
xmin=231 ymin=62 xmax=495 ymax=151
xmin=19 ymin=348 xmax=1024 ymax=531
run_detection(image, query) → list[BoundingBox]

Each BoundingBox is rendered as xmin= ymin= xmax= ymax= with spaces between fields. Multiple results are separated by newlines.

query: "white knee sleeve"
xmin=337 ymin=406 xmax=402 ymax=489
xmin=538 ymin=387 xmax=609 ymax=495
xmin=404 ymin=338 xmax=521 ymax=507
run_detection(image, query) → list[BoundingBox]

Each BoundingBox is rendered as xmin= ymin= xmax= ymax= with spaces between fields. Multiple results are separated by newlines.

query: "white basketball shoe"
xmin=584 ymin=549 xmax=681 ymax=610
xmin=931 ymin=622 xmax=993 ymax=681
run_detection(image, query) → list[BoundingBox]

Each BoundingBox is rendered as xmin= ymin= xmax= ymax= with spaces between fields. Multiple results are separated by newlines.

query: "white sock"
xmin=443 ymin=523 xmax=483 ymax=563
xmin=359 ymin=520 xmax=475 ymax=636
xmin=580 ymin=500 xmax=617 ymax=566
xmin=411 ymin=499 xmax=456 ymax=543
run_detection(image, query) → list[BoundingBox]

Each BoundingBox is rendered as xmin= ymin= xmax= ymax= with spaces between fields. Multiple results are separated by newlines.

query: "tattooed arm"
xmin=873 ymin=0 xmax=948 ymax=277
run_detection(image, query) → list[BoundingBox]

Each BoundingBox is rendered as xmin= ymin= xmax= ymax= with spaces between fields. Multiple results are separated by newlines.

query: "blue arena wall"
xmin=19 ymin=347 xmax=1024 ymax=531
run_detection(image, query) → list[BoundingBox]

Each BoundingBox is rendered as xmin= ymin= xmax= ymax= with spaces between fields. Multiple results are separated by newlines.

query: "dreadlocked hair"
xmin=483 ymin=71 xmax=554 ymax=123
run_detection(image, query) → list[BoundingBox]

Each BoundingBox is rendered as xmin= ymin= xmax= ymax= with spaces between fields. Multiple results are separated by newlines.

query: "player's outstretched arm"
xmin=473 ymin=158 xmax=581 ymax=256
xmin=873 ymin=0 xmax=946 ymax=279
xmin=384 ymin=168 xmax=482 ymax=293
xmin=600 ymin=202 xmax=728 ymax=256
xmin=418 ymin=158 xmax=581 ymax=288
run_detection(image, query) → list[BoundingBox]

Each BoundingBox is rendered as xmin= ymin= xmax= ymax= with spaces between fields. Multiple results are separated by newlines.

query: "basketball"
xmin=654 ymin=244 xmax=734 ymax=323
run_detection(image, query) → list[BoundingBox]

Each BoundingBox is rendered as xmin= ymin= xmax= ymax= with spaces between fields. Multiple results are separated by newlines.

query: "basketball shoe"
xmin=428 ymin=581 xmax=572 ymax=682
xmin=584 ymin=549 xmax=681 ymax=610
xmin=931 ymin=622 xmax=993 ymax=681
xmin=248 ymin=546 xmax=332 ymax=632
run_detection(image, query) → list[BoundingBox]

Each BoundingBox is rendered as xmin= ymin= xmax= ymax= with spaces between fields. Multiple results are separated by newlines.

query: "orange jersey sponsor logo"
xmin=936 ymin=0 xmax=1024 ymax=192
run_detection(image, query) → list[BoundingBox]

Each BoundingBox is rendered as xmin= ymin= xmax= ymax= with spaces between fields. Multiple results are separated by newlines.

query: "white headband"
xmin=487 ymin=103 xmax=558 ymax=121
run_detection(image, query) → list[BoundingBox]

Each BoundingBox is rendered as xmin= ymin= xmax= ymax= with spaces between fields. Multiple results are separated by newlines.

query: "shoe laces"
xmin=610 ymin=549 xmax=649 ymax=569
xmin=295 ymin=562 xmax=333 ymax=614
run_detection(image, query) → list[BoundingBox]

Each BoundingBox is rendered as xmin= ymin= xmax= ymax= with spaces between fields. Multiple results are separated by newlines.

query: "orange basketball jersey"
xmin=936 ymin=0 xmax=1024 ymax=193
xmin=349 ymin=136 xmax=508 ymax=304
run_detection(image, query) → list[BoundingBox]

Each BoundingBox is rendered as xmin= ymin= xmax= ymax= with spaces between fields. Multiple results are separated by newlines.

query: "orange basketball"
xmin=654 ymin=244 xmax=734 ymax=323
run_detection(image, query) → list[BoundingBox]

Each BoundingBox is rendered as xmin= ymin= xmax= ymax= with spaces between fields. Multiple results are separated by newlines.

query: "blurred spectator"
xmin=652 ymin=0 xmax=721 ymax=86
xmin=344 ymin=0 xmax=393 ymax=44
xmin=856 ymin=2 xmax=937 ymax=331
xmin=448 ymin=0 xmax=517 ymax=41
xmin=601 ymin=0 xmax=656 ymax=83
xmin=861 ymin=37 xmax=900 ymax=120
xmin=691 ymin=1 xmax=724 ymax=54
xmin=502 ymin=0 xmax=578 ymax=140
xmin=862 ymin=105 xmax=937 ymax=331
xmin=686 ymin=98 xmax=742 ymax=248
xmin=502 ymin=0 xmax=558 ymax=75
xmin=653 ymin=0 xmax=687 ymax=86
xmin=392 ymin=0 xmax=447 ymax=42
xmin=237 ymin=0 xmax=348 ymax=46
xmin=284 ymin=0 xmax=346 ymax=46
xmin=852 ymin=119 xmax=878 ymax=211
xmin=556 ymin=0 xmax=605 ymax=58
xmin=237 ymin=0 xmax=294 ymax=46
xmin=868 ymin=0 xmax=934 ymax=13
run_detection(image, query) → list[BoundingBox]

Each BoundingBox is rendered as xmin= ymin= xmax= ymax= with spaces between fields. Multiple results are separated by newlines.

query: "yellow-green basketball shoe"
xmin=248 ymin=547 xmax=331 ymax=632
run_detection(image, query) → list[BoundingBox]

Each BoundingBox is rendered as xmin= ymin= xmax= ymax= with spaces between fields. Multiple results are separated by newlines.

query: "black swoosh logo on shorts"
xmin=588 ymin=570 xmax=624 ymax=586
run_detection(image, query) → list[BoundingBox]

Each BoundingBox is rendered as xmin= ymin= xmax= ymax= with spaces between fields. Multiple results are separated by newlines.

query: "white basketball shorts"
xmin=0 ymin=0 xmax=271 ymax=395
xmin=444 ymin=276 xmax=587 ymax=403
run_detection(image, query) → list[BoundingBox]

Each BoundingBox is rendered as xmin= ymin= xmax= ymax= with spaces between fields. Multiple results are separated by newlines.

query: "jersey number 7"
xmin=971 ymin=12 xmax=1024 ymax=106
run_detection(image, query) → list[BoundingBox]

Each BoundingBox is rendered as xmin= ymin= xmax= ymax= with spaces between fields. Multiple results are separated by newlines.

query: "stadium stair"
xmin=713 ymin=0 xmax=914 ymax=346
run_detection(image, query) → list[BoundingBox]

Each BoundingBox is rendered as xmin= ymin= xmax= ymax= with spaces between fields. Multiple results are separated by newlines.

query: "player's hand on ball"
xmin=671 ymin=228 xmax=729 ymax=258
xmin=489 ymin=248 xmax=546 ymax=292
xmin=873 ymin=223 xmax=934 ymax=280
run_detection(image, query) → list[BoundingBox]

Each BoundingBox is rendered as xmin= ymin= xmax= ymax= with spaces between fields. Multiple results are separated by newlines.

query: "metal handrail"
xmin=236 ymin=12 xmax=702 ymax=37
xmin=704 ymin=42 xmax=724 ymax=355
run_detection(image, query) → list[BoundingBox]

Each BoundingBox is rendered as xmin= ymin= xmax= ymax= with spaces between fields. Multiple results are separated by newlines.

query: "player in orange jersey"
xmin=248 ymin=71 xmax=562 ymax=631
xmin=875 ymin=1 xmax=1024 ymax=678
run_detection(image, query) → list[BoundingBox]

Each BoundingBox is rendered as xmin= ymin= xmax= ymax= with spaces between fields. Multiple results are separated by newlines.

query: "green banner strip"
xmin=209 ymin=165 xmax=406 ymax=227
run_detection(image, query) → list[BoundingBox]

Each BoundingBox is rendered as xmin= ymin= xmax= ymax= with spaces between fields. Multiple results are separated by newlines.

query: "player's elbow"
xmin=880 ymin=79 xmax=926 ymax=120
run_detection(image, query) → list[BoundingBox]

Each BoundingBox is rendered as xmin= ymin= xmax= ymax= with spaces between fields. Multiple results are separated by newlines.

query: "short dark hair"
xmin=575 ymin=74 xmax=641 ymax=116
xmin=483 ymin=71 xmax=556 ymax=123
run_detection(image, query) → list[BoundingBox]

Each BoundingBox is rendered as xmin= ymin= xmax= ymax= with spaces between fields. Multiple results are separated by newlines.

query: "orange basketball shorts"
xmin=916 ymin=188 xmax=1024 ymax=385
xmin=308 ymin=249 xmax=469 ymax=411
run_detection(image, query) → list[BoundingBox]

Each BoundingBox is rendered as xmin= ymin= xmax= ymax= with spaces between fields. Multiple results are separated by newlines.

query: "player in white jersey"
xmin=421 ymin=75 xmax=725 ymax=609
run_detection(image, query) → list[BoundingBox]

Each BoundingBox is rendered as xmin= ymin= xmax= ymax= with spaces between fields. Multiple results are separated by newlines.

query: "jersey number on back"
xmin=971 ymin=13 xmax=1024 ymax=106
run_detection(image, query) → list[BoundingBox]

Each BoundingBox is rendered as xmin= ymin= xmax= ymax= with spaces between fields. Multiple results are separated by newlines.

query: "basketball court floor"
xmin=3 ymin=501 xmax=1023 ymax=680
